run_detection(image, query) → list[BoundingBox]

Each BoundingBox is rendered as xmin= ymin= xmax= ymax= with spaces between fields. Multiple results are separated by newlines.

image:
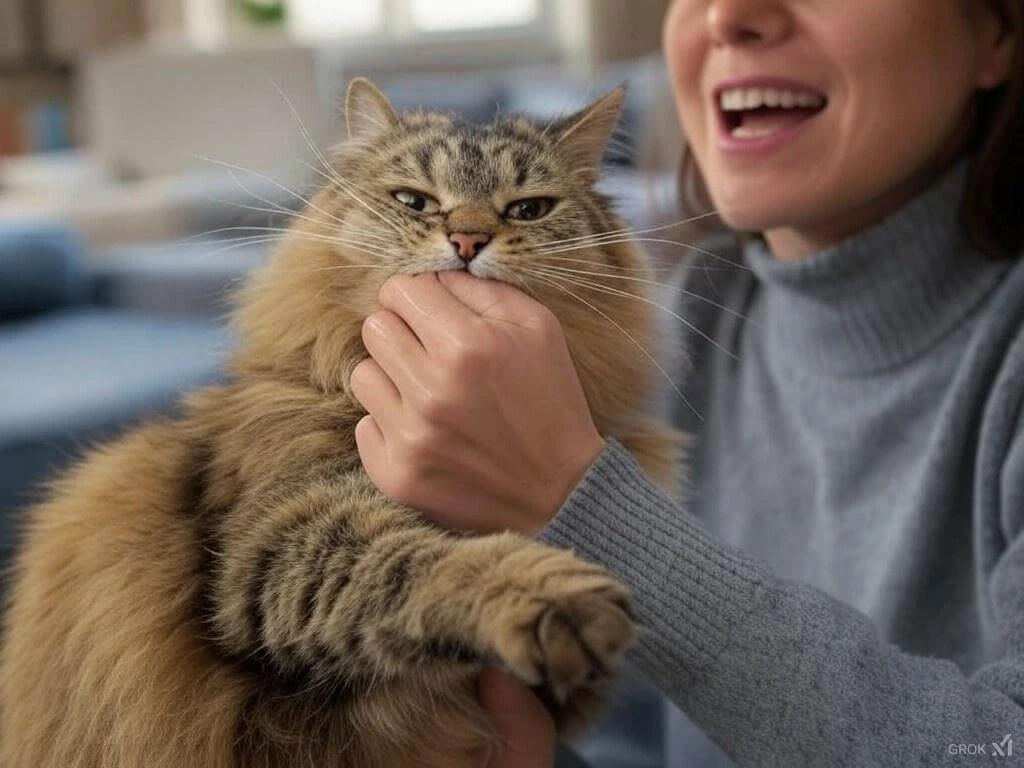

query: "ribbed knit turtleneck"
xmin=743 ymin=162 xmax=1010 ymax=376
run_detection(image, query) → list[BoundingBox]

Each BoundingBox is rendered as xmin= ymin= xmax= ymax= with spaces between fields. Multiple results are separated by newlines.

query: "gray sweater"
xmin=541 ymin=161 xmax=1024 ymax=767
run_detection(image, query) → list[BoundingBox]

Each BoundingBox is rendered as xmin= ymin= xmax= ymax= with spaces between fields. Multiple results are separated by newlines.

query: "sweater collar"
xmin=743 ymin=160 xmax=1011 ymax=376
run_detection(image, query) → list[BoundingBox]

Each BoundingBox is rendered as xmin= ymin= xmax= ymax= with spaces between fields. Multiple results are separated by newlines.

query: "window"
xmin=286 ymin=0 xmax=545 ymax=40
xmin=181 ymin=0 xmax=549 ymax=48
xmin=287 ymin=0 xmax=384 ymax=40
xmin=409 ymin=0 xmax=539 ymax=32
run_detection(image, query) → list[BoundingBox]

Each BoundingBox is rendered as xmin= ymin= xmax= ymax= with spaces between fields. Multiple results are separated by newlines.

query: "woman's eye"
xmin=504 ymin=197 xmax=555 ymax=221
xmin=392 ymin=189 xmax=439 ymax=214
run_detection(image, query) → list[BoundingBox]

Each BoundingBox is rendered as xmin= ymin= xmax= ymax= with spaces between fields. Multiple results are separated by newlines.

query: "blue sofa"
xmin=0 ymin=222 xmax=230 ymax=570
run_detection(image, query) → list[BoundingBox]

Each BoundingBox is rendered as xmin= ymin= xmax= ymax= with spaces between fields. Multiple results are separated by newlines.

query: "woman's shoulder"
xmin=970 ymin=254 xmax=1024 ymax=543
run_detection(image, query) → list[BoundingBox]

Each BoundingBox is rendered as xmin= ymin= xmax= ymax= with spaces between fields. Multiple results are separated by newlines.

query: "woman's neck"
xmin=764 ymin=150 xmax=970 ymax=261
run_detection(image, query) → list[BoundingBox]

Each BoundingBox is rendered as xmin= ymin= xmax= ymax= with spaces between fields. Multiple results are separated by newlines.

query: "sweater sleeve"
xmin=539 ymin=438 xmax=1024 ymax=767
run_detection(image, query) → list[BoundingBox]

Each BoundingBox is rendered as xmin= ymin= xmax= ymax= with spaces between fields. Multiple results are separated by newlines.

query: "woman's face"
xmin=664 ymin=0 xmax=1013 ymax=258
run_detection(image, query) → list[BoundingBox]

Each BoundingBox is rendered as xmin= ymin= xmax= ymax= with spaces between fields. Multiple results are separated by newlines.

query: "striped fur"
xmin=0 ymin=79 xmax=686 ymax=767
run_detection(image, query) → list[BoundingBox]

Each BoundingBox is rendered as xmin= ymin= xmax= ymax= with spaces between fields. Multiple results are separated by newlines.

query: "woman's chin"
xmin=710 ymin=205 xmax=783 ymax=236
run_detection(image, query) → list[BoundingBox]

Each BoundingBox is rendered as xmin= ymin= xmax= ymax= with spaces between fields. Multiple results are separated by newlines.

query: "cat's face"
xmin=315 ymin=79 xmax=637 ymax=297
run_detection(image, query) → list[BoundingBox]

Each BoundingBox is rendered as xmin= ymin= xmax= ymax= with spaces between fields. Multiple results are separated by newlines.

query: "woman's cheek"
xmin=663 ymin=6 xmax=708 ymax=154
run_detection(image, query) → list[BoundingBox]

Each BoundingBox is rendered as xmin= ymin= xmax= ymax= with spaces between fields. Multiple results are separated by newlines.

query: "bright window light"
xmin=288 ymin=0 xmax=383 ymax=39
xmin=410 ymin=0 xmax=539 ymax=31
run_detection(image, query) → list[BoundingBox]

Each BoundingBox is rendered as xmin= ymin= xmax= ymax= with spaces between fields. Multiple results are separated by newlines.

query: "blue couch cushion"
xmin=0 ymin=222 xmax=88 ymax=320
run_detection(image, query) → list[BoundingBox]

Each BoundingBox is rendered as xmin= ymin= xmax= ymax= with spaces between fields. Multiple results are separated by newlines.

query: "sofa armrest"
xmin=0 ymin=221 xmax=88 ymax=320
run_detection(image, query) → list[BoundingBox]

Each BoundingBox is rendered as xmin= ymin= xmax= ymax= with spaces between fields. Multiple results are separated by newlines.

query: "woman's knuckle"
xmin=418 ymin=392 xmax=448 ymax=423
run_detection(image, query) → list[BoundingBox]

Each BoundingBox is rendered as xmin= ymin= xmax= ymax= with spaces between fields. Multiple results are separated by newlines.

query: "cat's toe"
xmin=536 ymin=591 xmax=635 ymax=703
xmin=489 ymin=575 xmax=635 ymax=708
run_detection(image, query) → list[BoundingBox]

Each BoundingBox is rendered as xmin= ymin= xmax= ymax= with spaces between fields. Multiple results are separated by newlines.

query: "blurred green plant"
xmin=239 ymin=0 xmax=286 ymax=25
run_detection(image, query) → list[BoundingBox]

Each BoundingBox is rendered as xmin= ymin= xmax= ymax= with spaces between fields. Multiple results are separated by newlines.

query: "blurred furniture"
xmin=81 ymin=43 xmax=326 ymax=181
xmin=0 ymin=221 xmax=236 ymax=569
xmin=0 ymin=151 xmax=302 ymax=248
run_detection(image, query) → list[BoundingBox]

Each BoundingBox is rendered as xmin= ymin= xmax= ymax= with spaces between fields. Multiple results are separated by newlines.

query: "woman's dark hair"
xmin=679 ymin=0 xmax=1024 ymax=258
xmin=966 ymin=0 xmax=1024 ymax=257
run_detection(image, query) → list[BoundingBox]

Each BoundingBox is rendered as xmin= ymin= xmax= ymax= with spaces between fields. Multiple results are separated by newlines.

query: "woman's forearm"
xmin=540 ymin=439 xmax=1024 ymax=766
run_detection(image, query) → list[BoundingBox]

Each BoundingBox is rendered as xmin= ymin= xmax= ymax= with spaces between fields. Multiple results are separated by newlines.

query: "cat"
xmin=0 ymin=78 xmax=685 ymax=768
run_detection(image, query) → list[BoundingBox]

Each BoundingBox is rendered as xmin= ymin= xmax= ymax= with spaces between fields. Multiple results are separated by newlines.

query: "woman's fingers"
xmin=479 ymin=667 xmax=556 ymax=768
xmin=377 ymin=272 xmax=480 ymax=353
xmin=360 ymin=308 xmax=432 ymax=400
xmin=349 ymin=357 xmax=402 ymax=432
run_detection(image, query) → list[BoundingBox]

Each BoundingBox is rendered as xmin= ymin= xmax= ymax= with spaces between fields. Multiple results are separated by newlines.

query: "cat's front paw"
xmin=485 ymin=552 xmax=635 ymax=713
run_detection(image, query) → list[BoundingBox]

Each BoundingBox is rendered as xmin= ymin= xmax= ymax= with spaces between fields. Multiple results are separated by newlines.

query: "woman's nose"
xmin=707 ymin=0 xmax=791 ymax=48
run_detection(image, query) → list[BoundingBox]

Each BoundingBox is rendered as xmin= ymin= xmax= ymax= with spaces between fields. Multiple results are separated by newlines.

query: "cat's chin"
xmin=404 ymin=262 xmax=505 ymax=282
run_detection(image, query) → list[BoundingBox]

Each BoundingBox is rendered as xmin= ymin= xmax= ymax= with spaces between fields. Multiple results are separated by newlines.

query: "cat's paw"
xmin=486 ymin=554 xmax=635 ymax=709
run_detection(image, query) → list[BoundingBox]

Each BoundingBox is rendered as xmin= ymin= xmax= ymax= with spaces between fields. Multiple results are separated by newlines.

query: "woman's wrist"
xmin=531 ymin=433 xmax=607 ymax=536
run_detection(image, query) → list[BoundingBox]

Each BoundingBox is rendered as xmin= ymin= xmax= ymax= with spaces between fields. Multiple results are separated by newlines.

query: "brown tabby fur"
xmin=0 ymin=79 xmax=686 ymax=767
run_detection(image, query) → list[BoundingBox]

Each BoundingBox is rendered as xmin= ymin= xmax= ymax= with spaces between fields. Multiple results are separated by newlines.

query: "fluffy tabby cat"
xmin=0 ymin=79 xmax=685 ymax=767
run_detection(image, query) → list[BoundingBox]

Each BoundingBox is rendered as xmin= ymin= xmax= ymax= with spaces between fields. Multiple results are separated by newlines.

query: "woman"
xmin=352 ymin=0 xmax=1024 ymax=764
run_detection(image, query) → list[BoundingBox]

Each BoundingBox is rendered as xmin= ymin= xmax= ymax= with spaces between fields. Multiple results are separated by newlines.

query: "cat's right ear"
xmin=551 ymin=85 xmax=626 ymax=184
xmin=345 ymin=78 xmax=399 ymax=142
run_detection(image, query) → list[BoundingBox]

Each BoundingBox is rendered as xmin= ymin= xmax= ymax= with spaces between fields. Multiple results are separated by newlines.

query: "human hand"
xmin=351 ymin=270 xmax=605 ymax=536
xmin=479 ymin=667 xmax=555 ymax=767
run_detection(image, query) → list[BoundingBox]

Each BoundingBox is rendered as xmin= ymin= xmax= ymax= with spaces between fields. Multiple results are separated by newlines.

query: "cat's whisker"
xmin=534 ymin=254 xmax=692 ymax=275
xmin=279 ymin=263 xmax=396 ymax=275
xmin=534 ymin=236 xmax=749 ymax=271
xmin=172 ymin=225 xmax=392 ymax=258
xmin=219 ymin=168 xmax=399 ymax=247
xmin=208 ymin=219 xmax=395 ymax=258
xmin=298 ymin=158 xmax=407 ymax=236
xmin=194 ymin=155 xmax=359 ymax=235
xmin=528 ymin=211 xmax=721 ymax=250
xmin=529 ymin=265 xmax=741 ymax=361
xmin=534 ymin=263 xmax=758 ymax=327
xmin=205 ymin=186 xmax=363 ymax=245
xmin=270 ymin=79 xmax=407 ymax=236
xmin=296 ymin=158 xmax=407 ymax=233
xmin=333 ymin=174 xmax=410 ymax=232
xmin=525 ymin=270 xmax=702 ymax=421
xmin=221 ymin=167 xmax=305 ymax=220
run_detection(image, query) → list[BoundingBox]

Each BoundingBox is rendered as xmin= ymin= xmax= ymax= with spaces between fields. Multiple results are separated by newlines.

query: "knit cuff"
xmin=539 ymin=438 xmax=770 ymax=684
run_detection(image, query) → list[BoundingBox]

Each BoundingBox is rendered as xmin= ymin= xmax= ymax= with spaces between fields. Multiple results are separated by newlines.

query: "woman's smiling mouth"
xmin=713 ymin=77 xmax=828 ymax=153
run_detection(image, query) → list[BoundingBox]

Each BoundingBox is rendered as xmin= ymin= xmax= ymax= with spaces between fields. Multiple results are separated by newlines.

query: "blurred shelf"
xmin=0 ymin=68 xmax=72 ymax=103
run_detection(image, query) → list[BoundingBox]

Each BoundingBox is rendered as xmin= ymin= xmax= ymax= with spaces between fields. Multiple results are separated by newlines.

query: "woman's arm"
xmin=540 ymin=437 xmax=1024 ymax=766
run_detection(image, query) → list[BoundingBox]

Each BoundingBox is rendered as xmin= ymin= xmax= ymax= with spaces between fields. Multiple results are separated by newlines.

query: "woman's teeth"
xmin=719 ymin=87 xmax=826 ymax=140
xmin=719 ymin=87 xmax=826 ymax=111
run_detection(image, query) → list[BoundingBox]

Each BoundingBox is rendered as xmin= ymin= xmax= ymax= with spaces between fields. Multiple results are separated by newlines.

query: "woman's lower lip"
xmin=715 ymin=109 xmax=822 ymax=156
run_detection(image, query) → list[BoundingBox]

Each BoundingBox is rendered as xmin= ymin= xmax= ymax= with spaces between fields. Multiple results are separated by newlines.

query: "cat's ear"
xmin=345 ymin=78 xmax=399 ymax=142
xmin=552 ymin=85 xmax=626 ymax=181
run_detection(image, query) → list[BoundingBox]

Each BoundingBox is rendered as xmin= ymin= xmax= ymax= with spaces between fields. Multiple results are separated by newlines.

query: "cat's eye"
xmin=391 ymin=189 xmax=440 ymax=214
xmin=504 ymin=197 xmax=555 ymax=222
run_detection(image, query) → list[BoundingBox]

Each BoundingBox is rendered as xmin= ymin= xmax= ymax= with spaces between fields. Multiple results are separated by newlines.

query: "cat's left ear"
xmin=552 ymin=85 xmax=626 ymax=182
xmin=345 ymin=78 xmax=399 ymax=142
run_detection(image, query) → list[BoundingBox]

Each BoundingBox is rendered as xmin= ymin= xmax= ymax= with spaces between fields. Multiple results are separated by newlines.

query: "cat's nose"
xmin=448 ymin=232 xmax=491 ymax=262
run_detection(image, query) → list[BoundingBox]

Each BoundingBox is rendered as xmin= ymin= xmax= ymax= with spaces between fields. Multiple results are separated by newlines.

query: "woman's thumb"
xmin=478 ymin=667 xmax=556 ymax=767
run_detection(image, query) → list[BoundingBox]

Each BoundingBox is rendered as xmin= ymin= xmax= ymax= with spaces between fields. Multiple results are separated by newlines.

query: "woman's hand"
xmin=478 ymin=667 xmax=556 ymax=767
xmin=351 ymin=270 xmax=605 ymax=536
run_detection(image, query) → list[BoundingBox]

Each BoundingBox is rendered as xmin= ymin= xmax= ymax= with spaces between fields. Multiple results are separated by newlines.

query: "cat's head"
xmin=327 ymin=77 xmax=630 ymax=285
xmin=238 ymin=78 xmax=664 ymax=432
